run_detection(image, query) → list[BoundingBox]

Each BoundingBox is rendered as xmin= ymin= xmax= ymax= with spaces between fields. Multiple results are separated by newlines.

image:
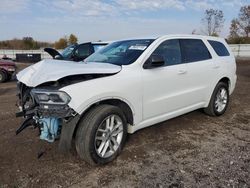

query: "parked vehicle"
xmin=16 ymin=35 xmax=237 ymax=165
xmin=0 ymin=59 xmax=16 ymax=83
xmin=44 ymin=42 xmax=108 ymax=62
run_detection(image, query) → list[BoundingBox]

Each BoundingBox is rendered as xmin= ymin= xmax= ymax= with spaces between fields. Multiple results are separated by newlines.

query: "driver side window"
xmin=75 ymin=44 xmax=91 ymax=58
xmin=153 ymin=39 xmax=182 ymax=66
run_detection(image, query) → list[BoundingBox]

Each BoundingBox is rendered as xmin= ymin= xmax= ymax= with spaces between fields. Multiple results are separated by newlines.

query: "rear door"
xmin=180 ymin=39 xmax=214 ymax=104
xmin=207 ymin=39 xmax=232 ymax=71
xmin=142 ymin=39 xmax=189 ymax=120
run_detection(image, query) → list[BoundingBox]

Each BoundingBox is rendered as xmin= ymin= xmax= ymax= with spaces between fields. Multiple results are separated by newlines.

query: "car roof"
xmin=93 ymin=41 xmax=111 ymax=44
xmin=158 ymin=34 xmax=225 ymax=41
xmin=116 ymin=34 xmax=225 ymax=42
xmin=78 ymin=35 xmax=225 ymax=46
xmin=75 ymin=41 xmax=110 ymax=46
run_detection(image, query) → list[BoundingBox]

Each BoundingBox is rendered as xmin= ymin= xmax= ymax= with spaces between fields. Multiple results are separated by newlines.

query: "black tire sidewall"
xmin=0 ymin=71 xmax=6 ymax=83
xmin=212 ymin=83 xmax=229 ymax=116
xmin=87 ymin=106 xmax=127 ymax=164
xmin=6 ymin=73 xmax=12 ymax=81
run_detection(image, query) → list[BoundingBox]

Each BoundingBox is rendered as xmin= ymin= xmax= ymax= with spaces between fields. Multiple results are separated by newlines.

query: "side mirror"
xmin=143 ymin=54 xmax=165 ymax=69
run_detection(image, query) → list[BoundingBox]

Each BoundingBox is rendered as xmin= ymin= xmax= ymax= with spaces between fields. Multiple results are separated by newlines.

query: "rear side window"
xmin=180 ymin=39 xmax=211 ymax=63
xmin=152 ymin=39 xmax=182 ymax=66
xmin=208 ymin=40 xmax=230 ymax=56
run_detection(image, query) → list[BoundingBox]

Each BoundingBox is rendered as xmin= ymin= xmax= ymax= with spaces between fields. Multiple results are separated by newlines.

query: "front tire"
xmin=204 ymin=82 xmax=229 ymax=116
xmin=0 ymin=71 xmax=6 ymax=83
xmin=75 ymin=104 xmax=127 ymax=165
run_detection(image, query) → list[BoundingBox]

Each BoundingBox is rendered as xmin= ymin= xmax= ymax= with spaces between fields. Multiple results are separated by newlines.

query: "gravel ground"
xmin=0 ymin=61 xmax=249 ymax=188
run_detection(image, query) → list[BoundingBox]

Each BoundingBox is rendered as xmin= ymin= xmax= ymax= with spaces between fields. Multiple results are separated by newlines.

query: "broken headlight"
xmin=31 ymin=89 xmax=71 ymax=105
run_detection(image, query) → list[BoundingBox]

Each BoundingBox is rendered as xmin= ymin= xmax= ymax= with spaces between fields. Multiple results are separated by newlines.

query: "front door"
xmin=142 ymin=39 xmax=189 ymax=120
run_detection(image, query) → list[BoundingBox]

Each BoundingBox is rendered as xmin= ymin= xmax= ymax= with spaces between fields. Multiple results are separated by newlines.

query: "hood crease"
xmin=17 ymin=59 xmax=121 ymax=87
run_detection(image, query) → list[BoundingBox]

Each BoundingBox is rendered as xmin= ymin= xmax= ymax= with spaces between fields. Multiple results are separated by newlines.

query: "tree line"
xmin=0 ymin=34 xmax=78 ymax=50
xmin=0 ymin=37 xmax=53 ymax=50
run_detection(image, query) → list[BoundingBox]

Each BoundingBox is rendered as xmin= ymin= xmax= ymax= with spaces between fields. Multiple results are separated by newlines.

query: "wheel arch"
xmin=204 ymin=77 xmax=231 ymax=116
xmin=80 ymin=98 xmax=134 ymax=125
xmin=218 ymin=77 xmax=231 ymax=91
xmin=205 ymin=76 xmax=231 ymax=108
xmin=59 ymin=97 xmax=135 ymax=153
xmin=73 ymin=98 xmax=134 ymax=138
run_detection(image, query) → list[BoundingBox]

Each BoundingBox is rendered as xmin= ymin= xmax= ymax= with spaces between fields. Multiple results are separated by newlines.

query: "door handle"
xmin=178 ymin=70 xmax=187 ymax=74
xmin=213 ymin=65 xmax=220 ymax=69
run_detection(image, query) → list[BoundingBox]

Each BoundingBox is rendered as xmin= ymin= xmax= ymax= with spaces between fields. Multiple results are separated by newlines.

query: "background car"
xmin=0 ymin=59 xmax=16 ymax=83
xmin=44 ymin=42 xmax=108 ymax=62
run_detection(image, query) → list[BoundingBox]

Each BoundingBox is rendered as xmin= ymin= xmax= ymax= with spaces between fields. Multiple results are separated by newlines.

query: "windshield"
xmin=84 ymin=39 xmax=154 ymax=65
xmin=61 ymin=44 xmax=77 ymax=58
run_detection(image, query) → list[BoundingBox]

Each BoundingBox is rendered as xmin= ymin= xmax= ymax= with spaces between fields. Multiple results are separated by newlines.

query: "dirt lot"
xmin=0 ymin=61 xmax=249 ymax=188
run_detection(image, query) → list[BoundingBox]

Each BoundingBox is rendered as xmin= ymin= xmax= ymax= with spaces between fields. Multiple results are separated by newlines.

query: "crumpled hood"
xmin=44 ymin=48 xmax=62 ymax=59
xmin=17 ymin=59 xmax=121 ymax=87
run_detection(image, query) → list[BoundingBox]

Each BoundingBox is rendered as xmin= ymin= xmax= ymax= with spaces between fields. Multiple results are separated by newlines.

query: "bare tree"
xmin=228 ymin=5 xmax=250 ymax=44
xmin=238 ymin=5 xmax=250 ymax=37
xmin=201 ymin=9 xmax=225 ymax=36
xmin=229 ymin=19 xmax=240 ymax=38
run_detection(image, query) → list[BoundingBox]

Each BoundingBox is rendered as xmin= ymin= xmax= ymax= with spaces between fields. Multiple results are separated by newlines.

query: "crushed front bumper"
xmin=16 ymin=81 xmax=75 ymax=119
xmin=15 ymin=82 xmax=77 ymax=143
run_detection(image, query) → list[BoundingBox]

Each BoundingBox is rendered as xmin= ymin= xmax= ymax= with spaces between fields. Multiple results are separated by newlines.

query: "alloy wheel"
xmin=95 ymin=114 xmax=124 ymax=158
xmin=215 ymin=87 xmax=228 ymax=113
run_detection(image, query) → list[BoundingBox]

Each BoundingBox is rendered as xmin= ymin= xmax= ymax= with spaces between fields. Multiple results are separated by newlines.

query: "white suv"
xmin=16 ymin=35 xmax=237 ymax=165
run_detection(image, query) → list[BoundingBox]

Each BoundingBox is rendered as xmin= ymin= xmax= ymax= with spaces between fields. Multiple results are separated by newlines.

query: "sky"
xmin=0 ymin=0 xmax=249 ymax=43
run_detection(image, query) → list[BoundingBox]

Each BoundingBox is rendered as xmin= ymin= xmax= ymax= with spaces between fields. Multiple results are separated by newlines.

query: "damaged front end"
xmin=16 ymin=81 xmax=78 ymax=145
xmin=15 ymin=60 xmax=122 ymax=152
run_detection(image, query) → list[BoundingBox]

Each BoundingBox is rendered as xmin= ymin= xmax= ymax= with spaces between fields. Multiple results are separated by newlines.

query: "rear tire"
xmin=204 ymin=82 xmax=229 ymax=116
xmin=75 ymin=104 xmax=127 ymax=165
xmin=0 ymin=71 xmax=6 ymax=83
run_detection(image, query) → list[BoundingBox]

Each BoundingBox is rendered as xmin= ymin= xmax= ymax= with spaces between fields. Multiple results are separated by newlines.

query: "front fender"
xmin=70 ymin=94 xmax=135 ymax=116
xmin=60 ymin=67 xmax=143 ymax=125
